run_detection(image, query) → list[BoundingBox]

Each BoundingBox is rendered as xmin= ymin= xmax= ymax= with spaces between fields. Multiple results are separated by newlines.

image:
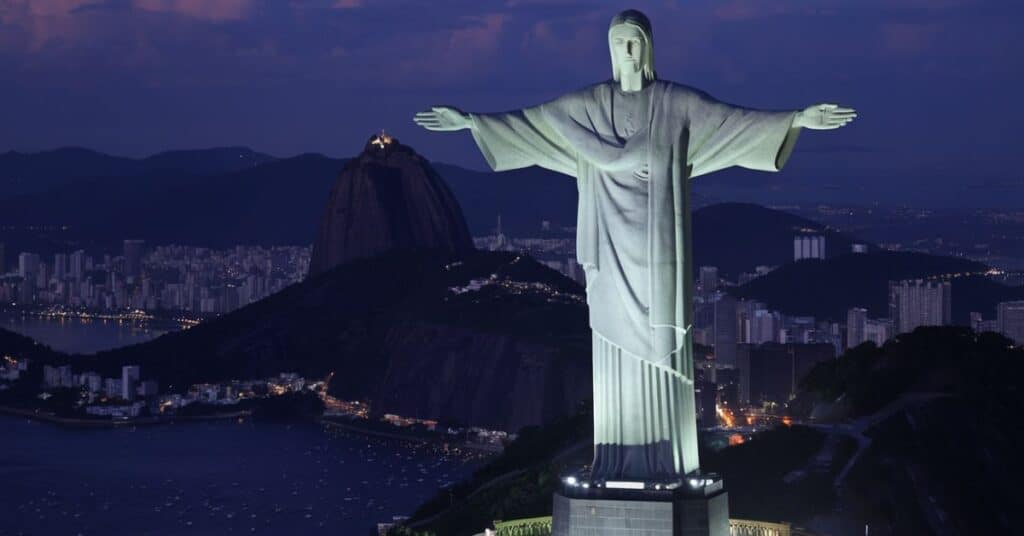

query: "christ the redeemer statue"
xmin=414 ymin=10 xmax=855 ymax=483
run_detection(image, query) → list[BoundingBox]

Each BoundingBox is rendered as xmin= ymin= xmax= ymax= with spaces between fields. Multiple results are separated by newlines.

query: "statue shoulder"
xmin=542 ymin=81 xmax=610 ymax=113
xmin=566 ymin=80 xmax=614 ymax=101
xmin=654 ymin=80 xmax=705 ymax=100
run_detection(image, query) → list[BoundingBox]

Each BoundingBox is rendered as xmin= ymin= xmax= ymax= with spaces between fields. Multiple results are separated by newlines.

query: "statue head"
xmin=608 ymin=9 xmax=656 ymax=85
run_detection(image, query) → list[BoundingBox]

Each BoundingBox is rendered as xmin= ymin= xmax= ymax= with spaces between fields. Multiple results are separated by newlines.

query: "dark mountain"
xmin=0 ymin=147 xmax=136 ymax=198
xmin=309 ymin=137 xmax=474 ymax=276
xmin=796 ymin=327 xmax=1023 ymax=534
xmin=67 ymin=250 xmax=591 ymax=431
xmin=0 ymin=153 xmax=341 ymax=248
xmin=138 ymin=147 xmax=275 ymax=176
xmin=0 ymin=326 xmax=67 ymax=361
xmin=433 ymin=194 xmax=873 ymax=280
xmin=434 ymin=165 xmax=754 ymax=237
xmin=691 ymin=202 xmax=874 ymax=279
xmin=0 ymin=146 xmax=275 ymax=199
xmin=433 ymin=163 xmax=578 ymax=236
xmin=729 ymin=251 xmax=1024 ymax=322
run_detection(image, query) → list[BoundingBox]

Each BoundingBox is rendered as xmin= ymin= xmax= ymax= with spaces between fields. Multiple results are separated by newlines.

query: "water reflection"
xmin=0 ymin=417 xmax=479 ymax=534
xmin=0 ymin=313 xmax=179 ymax=354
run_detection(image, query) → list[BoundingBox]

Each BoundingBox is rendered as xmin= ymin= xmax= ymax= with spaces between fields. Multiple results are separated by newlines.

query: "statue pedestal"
xmin=552 ymin=476 xmax=729 ymax=536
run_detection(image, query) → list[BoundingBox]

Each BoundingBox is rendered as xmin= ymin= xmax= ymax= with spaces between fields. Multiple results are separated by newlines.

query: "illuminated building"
xmin=793 ymin=235 xmax=825 ymax=261
xmin=888 ymin=279 xmax=951 ymax=334
xmin=997 ymin=300 xmax=1024 ymax=344
xmin=122 ymin=365 xmax=140 ymax=401
xmin=846 ymin=308 xmax=891 ymax=349
xmin=846 ymin=308 xmax=867 ymax=349
xmin=699 ymin=265 xmax=719 ymax=294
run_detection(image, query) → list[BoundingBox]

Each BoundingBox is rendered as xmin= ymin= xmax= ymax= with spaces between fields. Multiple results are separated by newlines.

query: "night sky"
xmin=2 ymin=1 xmax=1022 ymax=205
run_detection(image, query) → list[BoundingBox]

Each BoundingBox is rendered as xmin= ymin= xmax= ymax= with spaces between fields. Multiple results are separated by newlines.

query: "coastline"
xmin=319 ymin=416 xmax=504 ymax=454
xmin=0 ymin=405 xmax=251 ymax=428
xmin=0 ymin=406 xmax=504 ymax=455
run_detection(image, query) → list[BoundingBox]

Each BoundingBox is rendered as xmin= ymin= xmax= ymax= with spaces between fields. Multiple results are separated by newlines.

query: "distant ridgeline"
xmin=0 ymin=146 xmax=276 ymax=199
xmin=729 ymin=250 xmax=1024 ymax=322
xmin=0 ymin=146 xmax=859 ymax=263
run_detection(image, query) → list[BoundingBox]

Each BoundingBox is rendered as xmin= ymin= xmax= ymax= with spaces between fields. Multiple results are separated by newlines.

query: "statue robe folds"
xmin=469 ymin=80 xmax=799 ymax=480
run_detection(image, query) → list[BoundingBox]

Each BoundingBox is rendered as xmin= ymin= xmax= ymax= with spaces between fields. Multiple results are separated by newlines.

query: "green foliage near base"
xmin=494 ymin=516 xmax=552 ymax=536
xmin=798 ymin=326 xmax=1024 ymax=533
xmin=701 ymin=425 xmax=849 ymax=523
xmin=799 ymin=326 xmax=1022 ymax=418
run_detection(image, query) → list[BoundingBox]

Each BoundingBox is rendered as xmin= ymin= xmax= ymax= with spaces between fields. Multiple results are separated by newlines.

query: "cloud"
xmin=0 ymin=0 xmax=109 ymax=50
xmin=132 ymin=0 xmax=253 ymax=21
xmin=712 ymin=1 xmax=801 ymax=22
xmin=0 ymin=0 xmax=252 ymax=54
xmin=388 ymin=13 xmax=507 ymax=83
xmin=0 ymin=0 xmax=105 ymax=16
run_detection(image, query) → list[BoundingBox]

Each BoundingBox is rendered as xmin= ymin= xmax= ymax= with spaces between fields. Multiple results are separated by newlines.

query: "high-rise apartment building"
xmin=18 ymin=252 xmax=40 ymax=280
xmin=888 ymin=279 xmax=951 ymax=334
xmin=846 ymin=308 xmax=867 ymax=349
xmin=848 ymin=307 xmax=893 ymax=349
xmin=54 ymin=253 xmax=67 ymax=280
xmin=69 ymin=250 xmax=86 ymax=281
xmin=124 ymin=240 xmax=145 ymax=279
xmin=699 ymin=266 xmax=719 ymax=295
xmin=122 ymin=365 xmax=141 ymax=401
xmin=863 ymin=318 xmax=892 ymax=347
xmin=997 ymin=301 xmax=1024 ymax=345
xmin=794 ymin=235 xmax=826 ymax=261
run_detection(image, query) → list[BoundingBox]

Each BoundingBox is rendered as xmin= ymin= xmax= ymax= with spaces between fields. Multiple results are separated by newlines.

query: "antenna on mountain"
xmin=370 ymin=129 xmax=393 ymax=150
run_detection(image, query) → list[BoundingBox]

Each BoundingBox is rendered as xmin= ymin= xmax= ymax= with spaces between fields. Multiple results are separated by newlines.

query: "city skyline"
xmin=6 ymin=220 xmax=1022 ymax=348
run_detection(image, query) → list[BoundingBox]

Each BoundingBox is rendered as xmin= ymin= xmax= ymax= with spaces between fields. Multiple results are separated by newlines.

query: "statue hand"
xmin=413 ymin=106 xmax=472 ymax=132
xmin=794 ymin=103 xmax=857 ymax=130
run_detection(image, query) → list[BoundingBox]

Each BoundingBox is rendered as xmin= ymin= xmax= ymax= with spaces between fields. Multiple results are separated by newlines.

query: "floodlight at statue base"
xmin=552 ymin=473 xmax=729 ymax=536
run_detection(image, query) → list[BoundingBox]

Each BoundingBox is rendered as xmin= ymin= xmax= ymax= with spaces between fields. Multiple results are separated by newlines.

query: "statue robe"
xmin=469 ymin=79 xmax=800 ymax=480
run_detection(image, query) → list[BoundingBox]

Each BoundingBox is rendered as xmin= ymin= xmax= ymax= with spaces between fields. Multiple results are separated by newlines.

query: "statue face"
xmin=609 ymin=24 xmax=646 ymax=77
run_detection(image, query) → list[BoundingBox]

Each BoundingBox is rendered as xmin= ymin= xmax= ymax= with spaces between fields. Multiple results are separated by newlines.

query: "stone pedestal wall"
xmin=552 ymin=490 xmax=729 ymax=536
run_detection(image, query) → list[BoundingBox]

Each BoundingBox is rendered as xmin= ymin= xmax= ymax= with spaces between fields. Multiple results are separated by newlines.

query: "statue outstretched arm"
xmin=414 ymin=104 xmax=577 ymax=177
xmin=687 ymin=90 xmax=856 ymax=178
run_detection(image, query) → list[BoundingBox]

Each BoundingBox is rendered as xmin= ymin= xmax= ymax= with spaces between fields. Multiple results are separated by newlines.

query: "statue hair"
xmin=608 ymin=9 xmax=657 ymax=83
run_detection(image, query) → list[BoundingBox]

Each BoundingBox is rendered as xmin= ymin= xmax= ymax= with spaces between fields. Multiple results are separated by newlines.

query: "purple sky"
xmin=2 ymin=0 xmax=1022 ymax=201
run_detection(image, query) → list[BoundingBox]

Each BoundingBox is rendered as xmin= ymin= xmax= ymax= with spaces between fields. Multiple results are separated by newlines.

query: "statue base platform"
xmin=552 ymin=475 xmax=729 ymax=536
